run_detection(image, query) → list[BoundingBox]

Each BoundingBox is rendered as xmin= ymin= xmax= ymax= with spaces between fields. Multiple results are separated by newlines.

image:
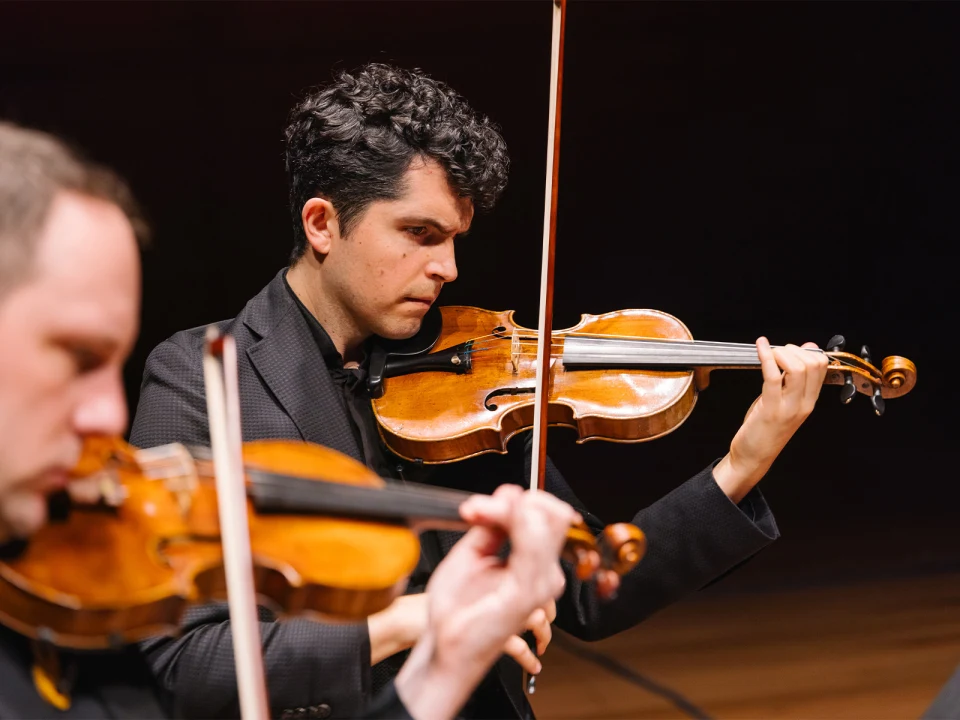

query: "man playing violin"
xmin=0 ymin=121 xmax=590 ymax=720
xmin=130 ymin=62 xmax=830 ymax=720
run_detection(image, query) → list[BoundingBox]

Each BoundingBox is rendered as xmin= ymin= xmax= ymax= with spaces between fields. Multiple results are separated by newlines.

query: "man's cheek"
xmin=0 ymin=490 xmax=49 ymax=541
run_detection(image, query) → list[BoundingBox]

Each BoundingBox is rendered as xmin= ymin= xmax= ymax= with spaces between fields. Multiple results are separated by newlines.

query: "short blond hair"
xmin=0 ymin=121 xmax=149 ymax=295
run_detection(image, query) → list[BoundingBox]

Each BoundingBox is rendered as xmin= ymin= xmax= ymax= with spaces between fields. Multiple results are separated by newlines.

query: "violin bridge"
xmin=98 ymin=475 xmax=126 ymax=507
xmin=511 ymin=329 xmax=520 ymax=374
xmin=136 ymin=443 xmax=199 ymax=515
xmin=67 ymin=448 xmax=127 ymax=506
xmin=66 ymin=470 xmax=123 ymax=507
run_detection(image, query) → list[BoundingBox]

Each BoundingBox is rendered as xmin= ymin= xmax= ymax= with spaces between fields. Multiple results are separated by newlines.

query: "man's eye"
xmin=70 ymin=347 xmax=104 ymax=373
xmin=406 ymin=226 xmax=427 ymax=237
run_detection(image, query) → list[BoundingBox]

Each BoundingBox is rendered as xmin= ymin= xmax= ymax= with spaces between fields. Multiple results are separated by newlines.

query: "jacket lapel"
xmin=242 ymin=271 xmax=363 ymax=462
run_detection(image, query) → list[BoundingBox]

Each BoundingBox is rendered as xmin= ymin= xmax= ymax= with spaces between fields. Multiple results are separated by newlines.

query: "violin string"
xmin=458 ymin=335 xmax=830 ymax=354
xmin=457 ymin=340 xmax=757 ymax=357
xmin=251 ymin=470 xmax=474 ymax=506
xmin=459 ymin=340 xmax=852 ymax=362
xmin=440 ymin=338 xmax=866 ymax=372
xmin=460 ymin=335 xmax=765 ymax=350
xmin=462 ymin=330 xmax=811 ymax=348
xmin=455 ymin=335 xmax=851 ymax=357
xmin=248 ymin=473 xmax=596 ymax=551
xmin=447 ymin=329 xmax=869 ymax=369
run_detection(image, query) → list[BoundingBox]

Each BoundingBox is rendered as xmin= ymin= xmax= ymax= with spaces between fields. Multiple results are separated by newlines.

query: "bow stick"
xmin=526 ymin=0 xmax=567 ymax=696
xmin=530 ymin=0 xmax=566 ymax=493
xmin=203 ymin=327 xmax=270 ymax=719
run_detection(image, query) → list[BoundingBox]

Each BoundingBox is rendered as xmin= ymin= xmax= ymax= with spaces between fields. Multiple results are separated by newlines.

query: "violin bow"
xmin=526 ymin=0 xmax=567 ymax=696
xmin=203 ymin=327 xmax=270 ymax=719
xmin=530 ymin=0 xmax=566 ymax=495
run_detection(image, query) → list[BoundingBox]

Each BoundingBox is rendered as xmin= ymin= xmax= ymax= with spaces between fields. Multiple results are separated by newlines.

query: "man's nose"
xmin=428 ymin=238 xmax=458 ymax=283
xmin=74 ymin=374 xmax=128 ymax=439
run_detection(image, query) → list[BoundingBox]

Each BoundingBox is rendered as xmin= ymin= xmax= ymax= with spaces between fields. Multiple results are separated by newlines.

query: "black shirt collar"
xmin=282 ymin=269 xmax=371 ymax=388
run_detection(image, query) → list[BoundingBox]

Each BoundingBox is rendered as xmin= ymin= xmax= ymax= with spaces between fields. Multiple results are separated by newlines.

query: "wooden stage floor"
xmin=530 ymin=572 xmax=960 ymax=719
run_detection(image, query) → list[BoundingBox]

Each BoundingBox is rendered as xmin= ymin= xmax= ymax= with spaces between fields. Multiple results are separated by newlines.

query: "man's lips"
xmin=32 ymin=468 xmax=69 ymax=493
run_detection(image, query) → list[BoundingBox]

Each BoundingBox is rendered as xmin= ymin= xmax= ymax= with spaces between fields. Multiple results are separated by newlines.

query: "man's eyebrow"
xmin=57 ymin=333 xmax=122 ymax=355
xmin=399 ymin=216 xmax=466 ymax=236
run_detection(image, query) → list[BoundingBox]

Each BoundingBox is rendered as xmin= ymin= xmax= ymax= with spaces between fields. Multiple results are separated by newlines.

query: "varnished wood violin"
xmin=367 ymin=304 xmax=917 ymax=464
xmin=0 ymin=435 xmax=645 ymax=651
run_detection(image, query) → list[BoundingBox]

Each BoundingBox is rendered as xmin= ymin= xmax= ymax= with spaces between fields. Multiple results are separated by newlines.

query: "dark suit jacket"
xmin=129 ymin=269 xmax=780 ymax=719
xmin=0 ymin=623 xmax=411 ymax=720
xmin=0 ymin=625 xmax=168 ymax=719
xmin=924 ymin=664 xmax=960 ymax=720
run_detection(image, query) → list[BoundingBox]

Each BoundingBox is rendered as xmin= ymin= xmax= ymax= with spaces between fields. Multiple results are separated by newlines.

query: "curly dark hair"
xmin=284 ymin=63 xmax=510 ymax=261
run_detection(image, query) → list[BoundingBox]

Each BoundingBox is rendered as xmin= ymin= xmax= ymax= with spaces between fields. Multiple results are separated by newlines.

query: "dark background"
xmin=1 ymin=1 xmax=955 ymax=590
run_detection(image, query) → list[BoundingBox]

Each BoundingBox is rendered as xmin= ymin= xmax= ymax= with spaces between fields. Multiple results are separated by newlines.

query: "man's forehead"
xmin=393 ymin=158 xmax=474 ymax=230
xmin=16 ymin=192 xmax=141 ymax=339
xmin=36 ymin=192 xmax=137 ymax=268
xmin=14 ymin=269 xmax=135 ymax=325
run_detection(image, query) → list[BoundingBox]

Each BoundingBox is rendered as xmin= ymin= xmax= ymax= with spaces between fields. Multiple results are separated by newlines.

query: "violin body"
xmin=0 ymin=437 xmax=642 ymax=650
xmin=0 ymin=441 xmax=420 ymax=649
xmin=372 ymin=306 xmax=699 ymax=464
xmin=370 ymin=306 xmax=917 ymax=464
xmin=0 ymin=469 xmax=204 ymax=650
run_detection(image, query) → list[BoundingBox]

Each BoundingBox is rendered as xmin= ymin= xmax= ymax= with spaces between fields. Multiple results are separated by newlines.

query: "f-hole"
xmin=484 ymin=386 xmax=536 ymax=411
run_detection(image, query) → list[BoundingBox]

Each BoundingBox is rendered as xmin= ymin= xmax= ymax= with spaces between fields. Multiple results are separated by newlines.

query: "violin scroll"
xmin=823 ymin=335 xmax=917 ymax=415
xmin=561 ymin=521 xmax=646 ymax=598
xmin=599 ymin=523 xmax=646 ymax=576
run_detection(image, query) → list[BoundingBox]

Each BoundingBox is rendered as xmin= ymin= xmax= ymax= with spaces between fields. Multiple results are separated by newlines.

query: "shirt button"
xmin=310 ymin=704 xmax=332 ymax=719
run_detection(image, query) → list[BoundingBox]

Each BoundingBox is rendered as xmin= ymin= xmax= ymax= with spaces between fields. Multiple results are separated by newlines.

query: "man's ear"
xmin=302 ymin=197 xmax=338 ymax=255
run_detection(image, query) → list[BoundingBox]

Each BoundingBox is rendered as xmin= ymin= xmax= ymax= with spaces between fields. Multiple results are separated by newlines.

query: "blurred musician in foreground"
xmin=0 ymin=120 xmax=585 ymax=720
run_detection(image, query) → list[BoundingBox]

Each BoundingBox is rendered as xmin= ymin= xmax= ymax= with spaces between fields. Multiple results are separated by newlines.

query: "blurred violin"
xmin=0 ymin=434 xmax=646 ymax=651
xmin=367 ymin=304 xmax=917 ymax=464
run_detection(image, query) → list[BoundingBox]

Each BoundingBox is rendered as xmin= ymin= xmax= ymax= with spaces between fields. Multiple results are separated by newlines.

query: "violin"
xmin=0 ymin=435 xmax=646 ymax=651
xmin=367 ymin=304 xmax=917 ymax=464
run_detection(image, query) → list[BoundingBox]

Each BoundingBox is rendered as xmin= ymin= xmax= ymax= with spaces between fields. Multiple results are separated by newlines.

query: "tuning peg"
xmin=826 ymin=335 xmax=846 ymax=352
xmin=840 ymin=373 xmax=857 ymax=404
xmin=860 ymin=345 xmax=872 ymax=365
xmin=870 ymin=385 xmax=885 ymax=416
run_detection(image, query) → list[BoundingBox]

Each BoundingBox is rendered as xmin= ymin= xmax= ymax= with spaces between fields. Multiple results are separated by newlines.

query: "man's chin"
xmin=375 ymin=316 xmax=424 ymax=341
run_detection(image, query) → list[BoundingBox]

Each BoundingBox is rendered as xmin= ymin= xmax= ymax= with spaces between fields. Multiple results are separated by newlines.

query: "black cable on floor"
xmin=552 ymin=633 xmax=714 ymax=720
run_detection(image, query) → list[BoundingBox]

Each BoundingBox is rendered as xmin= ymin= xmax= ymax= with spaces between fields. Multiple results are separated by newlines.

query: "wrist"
xmin=368 ymin=598 xmax=421 ymax=665
xmin=714 ymin=452 xmax=770 ymax=504
xmin=395 ymin=631 xmax=476 ymax=720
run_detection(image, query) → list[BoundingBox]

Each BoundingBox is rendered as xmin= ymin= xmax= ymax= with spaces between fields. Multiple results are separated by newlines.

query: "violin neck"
xmin=246 ymin=470 xmax=468 ymax=529
xmin=562 ymin=336 xmax=820 ymax=370
xmin=247 ymin=471 xmax=603 ymax=558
